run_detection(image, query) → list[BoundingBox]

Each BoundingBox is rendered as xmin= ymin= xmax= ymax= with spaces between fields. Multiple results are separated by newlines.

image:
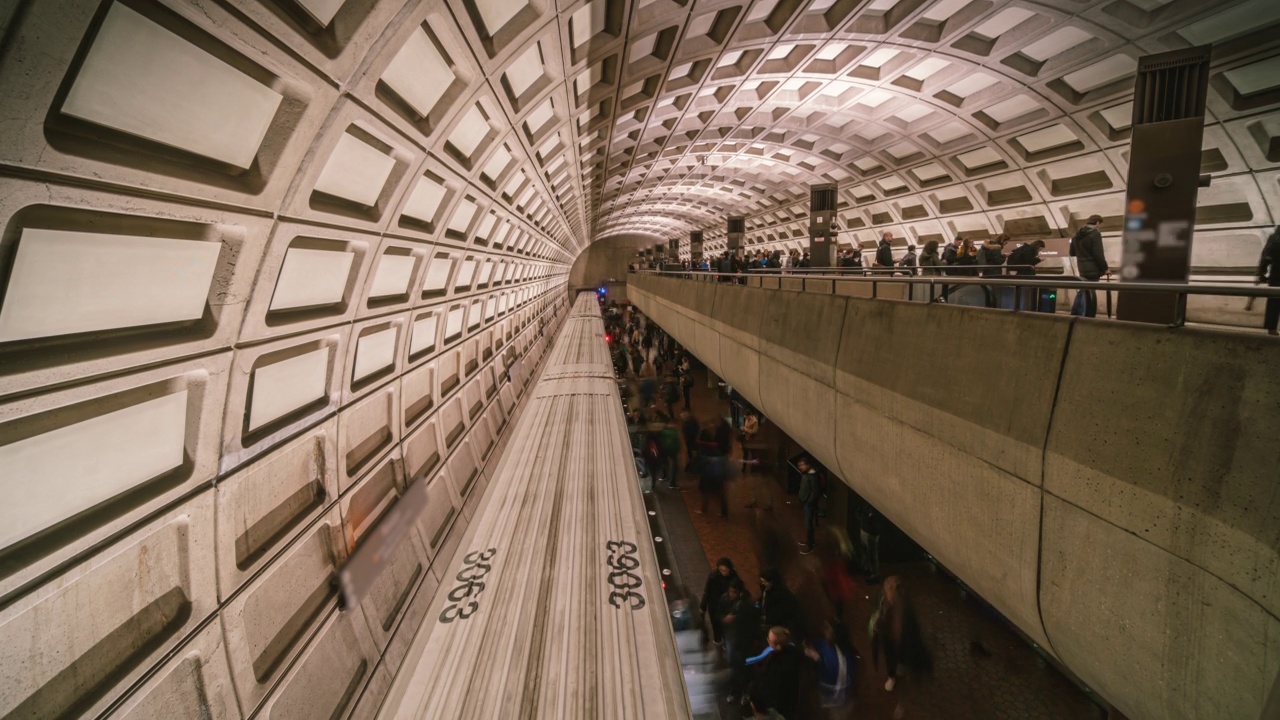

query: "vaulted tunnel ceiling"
xmin=432 ymin=0 xmax=1280 ymax=263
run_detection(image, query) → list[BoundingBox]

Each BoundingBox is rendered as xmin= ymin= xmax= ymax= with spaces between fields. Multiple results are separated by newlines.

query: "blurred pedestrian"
xmin=797 ymin=458 xmax=820 ymax=555
xmin=680 ymin=410 xmax=700 ymax=474
xmin=746 ymin=626 xmax=802 ymax=719
xmin=718 ymin=579 xmax=759 ymax=703
xmin=701 ymin=558 xmax=740 ymax=646
xmin=696 ymin=425 xmax=728 ymax=518
xmin=871 ymin=577 xmax=933 ymax=719
xmin=805 ymin=619 xmax=856 ymax=719
xmin=759 ymin=568 xmax=799 ymax=635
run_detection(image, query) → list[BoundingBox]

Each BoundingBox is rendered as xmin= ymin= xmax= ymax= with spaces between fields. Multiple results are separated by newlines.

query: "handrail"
xmin=629 ymin=270 xmax=1280 ymax=327
xmin=633 ymin=269 xmax=1280 ymax=297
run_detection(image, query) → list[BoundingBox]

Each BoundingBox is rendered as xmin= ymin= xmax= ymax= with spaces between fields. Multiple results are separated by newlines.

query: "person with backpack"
xmin=1007 ymin=240 xmax=1045 ymax=276
xmin=1071 ymin=214 xmax=1108 ymax=317
xmin=898 ymin=244 xmax=918 ymax=276
xmin=977 ymin=234 xmax=1008 ymax=276
xmin=1257 ymin=225 xmax=1280 ymax=336
xmin=919 ymin=240 xmax=944 ymax=276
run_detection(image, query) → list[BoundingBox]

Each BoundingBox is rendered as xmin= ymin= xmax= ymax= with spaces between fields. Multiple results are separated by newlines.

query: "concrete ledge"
xmin=629 ymin=274 xmax=1280 ymax=720
xmin=835 ymin=299 xmax=1069 ymax=484
xmin=1041 ymin=496 xmax=1280 ymax=720
xmin=1046 ymin=321 xmax=1280 ymax=618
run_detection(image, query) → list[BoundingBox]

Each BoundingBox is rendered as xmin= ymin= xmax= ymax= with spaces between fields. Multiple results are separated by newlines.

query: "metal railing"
xmin=630 ymin=268 xmax=1280 ymax=327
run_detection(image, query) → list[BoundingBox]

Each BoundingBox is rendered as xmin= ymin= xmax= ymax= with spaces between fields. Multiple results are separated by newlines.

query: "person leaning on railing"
xmin=1259 ymin=225 xmax=1280 ymax=336
xmin=919 ymin=241 xmax=945 ymax=276
xmin=1006 ymin=240 xmax=1044 ymax=277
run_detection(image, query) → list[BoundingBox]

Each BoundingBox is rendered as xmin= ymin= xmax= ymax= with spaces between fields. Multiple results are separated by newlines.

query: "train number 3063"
xmin=440 ymin=548 xmax=498 ymax=623
xmin=606 ymin=540 xmax=645 ymax=610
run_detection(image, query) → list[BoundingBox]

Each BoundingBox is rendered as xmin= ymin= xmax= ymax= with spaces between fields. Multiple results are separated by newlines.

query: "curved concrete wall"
xmin=629 ymin=274 xmax=1280 ymax=720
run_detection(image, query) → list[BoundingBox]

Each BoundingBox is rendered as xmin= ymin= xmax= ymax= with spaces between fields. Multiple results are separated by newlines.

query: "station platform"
xmin=640 ymin=339 xmax=1107 ymax=719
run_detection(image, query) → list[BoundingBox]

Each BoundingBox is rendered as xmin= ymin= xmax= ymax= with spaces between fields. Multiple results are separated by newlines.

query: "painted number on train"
xmin=440 ymin=548 xmax=498 ymax=623
xmin=605 ymin=540 xmax=645 ymax=610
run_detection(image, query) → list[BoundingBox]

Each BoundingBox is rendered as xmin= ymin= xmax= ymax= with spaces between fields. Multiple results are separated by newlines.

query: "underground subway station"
xmin=0 ymin=0 xmax=1277 ymax=718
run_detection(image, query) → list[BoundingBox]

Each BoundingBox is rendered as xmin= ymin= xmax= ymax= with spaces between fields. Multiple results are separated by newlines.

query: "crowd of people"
xmin=627 ymin=229 xmax=1049 ymax=280
xmin=605 ymin=299 xmax=932 ymax=719
xmin=698 ymin=547 xmax=931 ymax=720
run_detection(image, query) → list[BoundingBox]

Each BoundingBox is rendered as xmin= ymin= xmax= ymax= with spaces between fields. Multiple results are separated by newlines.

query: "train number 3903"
xmin=606 ymin=540 xmax=645 ymax=610
xmin=440 ymin=548 xmax=498 ymax=623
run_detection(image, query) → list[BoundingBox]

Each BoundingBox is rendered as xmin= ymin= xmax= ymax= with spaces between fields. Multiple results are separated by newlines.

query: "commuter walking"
xmin=797 ymin=458 xmax=820 ymax=555
xmin=660 ymin=375 xmax=679 ymax=417
xmin=1007 ymin=240 xmax=1045 ymax=276
xmin=740 ymin=411 xmax=759 ymax=473
xmin=978 ymin=234 xmax=1008 ymax=276
xmin=659 ymin=420 xmax=681 ymax=489
xmin=805 ymin=619 xmax=856 ymax=719
xmin=898 ymin=244 xmax=918 ymax=275
xmin=942 ymin=235 xmax=962 ymax=267
xmin=1257 ymin=225 xmax=1280 ymax=336
xmin=701 ymin=558 xmax=740 ymax=646
xmin=952 ymin=238 xmax=978 ymax=276
xmin=859 ymin=502 xmax=884 ymax=583
xmin=874 ymin=232 xmax=895 ymax=269
xmin=1071 ymin=214 xmax=1108 ymax=317
xmin=871 ymin=576 xmax=933 ymax=719
xmin=759 ymin=568 xmax=800 ymax=635
xmin=680 ymin=366 xmax=694 ymax=409
xmin=745 ymin=626 xmax=802 ymax=720
xmin=918 ymin=240 xmax=944 ymax=276
xmin=680 ymin=410 xmax=700 ymax=474
xmin=696 ymin=425 xmax=729 ymax=518
xmin=718 ymin=579 xmax=759 ymax=703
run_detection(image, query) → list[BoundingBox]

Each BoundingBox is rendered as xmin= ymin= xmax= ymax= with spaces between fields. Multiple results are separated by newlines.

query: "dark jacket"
xmin=1007 ymin=243 xmax=1042 ymax=276
xmin=1259 ymin=230 xmax=1280 ymax=286
xmin=681 ymin=416 xmax=700 ymax=445
xmin=759 ymin=570 xmax=800 ymax=631
xmin=1073 ymin=224 xmax=1108 ymax=278
xmin=757 ymin=644 xmax=803 ymax=718
xmin=899 ymin=250 xmax=918 ymax=275
xmin=977 ymin=241 xmax=1006 ymax=276
xmin=875 ymin=240 xmax=894 ymax=267
xmin=919 ymin=250 xmax=945 ymax=276
xmin=798 ymin=470 xmax=820 ymax=506
xmin=942 ymin=243 xmax=958 ymax=265
xmin=871 ymin=595 xmax=933 ymax=679
xmin=701 ymin=566 xmax=740 ymax=614
xmin=720 ymin=592 xmax=759 ymax=647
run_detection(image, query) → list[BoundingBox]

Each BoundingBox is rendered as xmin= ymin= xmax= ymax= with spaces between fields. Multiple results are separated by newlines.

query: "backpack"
xmin=1069 ymin=225 xmax=1091 ymax=257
